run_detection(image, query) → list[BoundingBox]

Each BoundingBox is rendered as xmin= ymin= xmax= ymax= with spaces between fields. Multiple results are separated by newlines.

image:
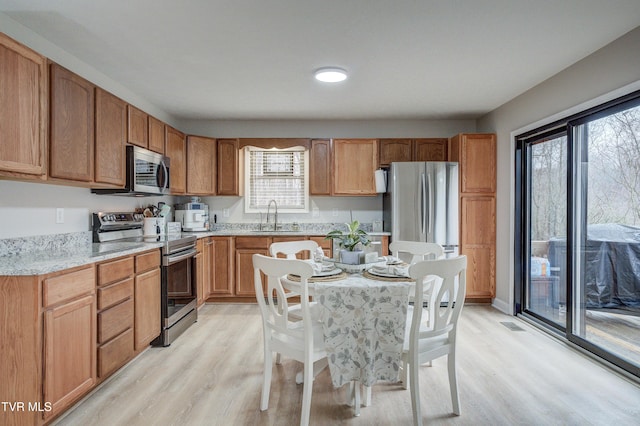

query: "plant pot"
xmin=340 ymin=249 xmax=362 ymax=265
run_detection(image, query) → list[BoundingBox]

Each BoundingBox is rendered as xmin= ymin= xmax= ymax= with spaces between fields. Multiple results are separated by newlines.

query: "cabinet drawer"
xmin=98 ymin=257 xmax=134 ymax=286
xmin=98 ymin=298 xmax=133 ymax=343
xmin=136 ymin=250 xmax=160 ymax=273
xmin=43 ymin=266 xmax=95 ymax=307
xmin=235 ymin=236 xmax=270 ymax=249
xmin=98 ymin=328 xmax=134 ymax=378
xmin=97 ymin=278 xmax=134 ymax=310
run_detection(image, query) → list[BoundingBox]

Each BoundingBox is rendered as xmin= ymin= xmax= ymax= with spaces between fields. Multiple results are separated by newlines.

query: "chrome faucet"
xmin=266 ymin=199 xmax=278 ymax=231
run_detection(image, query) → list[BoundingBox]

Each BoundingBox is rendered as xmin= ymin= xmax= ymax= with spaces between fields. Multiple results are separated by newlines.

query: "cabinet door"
xmin=217 ymin=138 xmax=240 ymax=195
xmin=332 ymin=139 xmax=378 ymax=195
xmin=414 ymin=138 xmax=447 ymax=162
xmin=309 ymin=139 xmax=331 ymax=195
xmin=148 ymin=116 xmax=165 ymax=154
xmin=43 ymin=294 xmax=96 ymax=420
xmin=0 ymin=33 xmax=47 ymax=178
xmin=165 ymin=126 xmax=186 ymax=194
xmin=134 ymin=268 xmax=161 ymax=350
xmin=460 ymin=196 xmax=496 ymax=299
xmin=186 ymin=135 xmax=217 ymax=195
xmin=49 ymin=63 xmax=95 ymax=182
xmin=208 ymin=237 xmax=234 ymax=296
xmin=235 ymin=249 xmax=268 ymax=297
xmin=379 ymin=139 xmax=412 ymax=167
xmin=95 ymin=88 xmax=126 ymax=186
xmin=452 ymin=133 xmax=496 ymax=194
xmin=127 ymin=105 xmax=148 ymax=148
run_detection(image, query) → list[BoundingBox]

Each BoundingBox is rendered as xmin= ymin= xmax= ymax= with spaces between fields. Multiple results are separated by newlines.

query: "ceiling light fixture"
xmin=314 ymin=67 xmax=347 ymax=83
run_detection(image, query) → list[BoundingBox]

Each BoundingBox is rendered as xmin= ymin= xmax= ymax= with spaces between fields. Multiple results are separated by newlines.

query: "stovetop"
xmin=92 ymin=211 xmax=196 ymax=252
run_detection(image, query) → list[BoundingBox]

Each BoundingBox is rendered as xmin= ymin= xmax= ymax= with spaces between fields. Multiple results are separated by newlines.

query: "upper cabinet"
xmin=165 ymin=126 xmax=186 ymax=194
xmin=379 ymin=138 xmax=447 ymax=167
xmin=49 ymin=63 xmax=95 ymax=183
xmin=309 ymin=139 xmax=331 ymax=195
xmin=0 ymin=33 xmax=48 ymax=179
xmin=450 ymin=133 xmax=496 ymax=193
xmin=186 ymin=135 xmax=217 ymax=195
xmin=148 ymin=116 xmax=165 ymax=154
xmin=332 ymin=139 xmax=378 ymax=196
xmin=217 ymin=138 xmax=242 ymax=196
xmin=127 ymin=105 xmax=148 ymax=148
xmin=414 ymin=138 xmax=448 ymax=162
xmin=94 ymin=88 xmax=126 ymax=187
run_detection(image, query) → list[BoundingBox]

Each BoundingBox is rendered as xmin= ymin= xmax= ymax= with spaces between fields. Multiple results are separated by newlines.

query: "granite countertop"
xmin=0 ymin=241 xmax=164 ymax=276
xmin=0 ymin=225 xmax=390 ymax=276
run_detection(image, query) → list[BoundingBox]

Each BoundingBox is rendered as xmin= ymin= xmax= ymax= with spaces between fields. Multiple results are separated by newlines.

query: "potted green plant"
xmin=325 ymin=220 xmax=371 ymax=264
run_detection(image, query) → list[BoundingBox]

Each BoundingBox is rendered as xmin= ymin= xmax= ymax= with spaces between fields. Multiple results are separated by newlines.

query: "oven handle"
xmin=164 ymin=248 xmax=197 ymax=266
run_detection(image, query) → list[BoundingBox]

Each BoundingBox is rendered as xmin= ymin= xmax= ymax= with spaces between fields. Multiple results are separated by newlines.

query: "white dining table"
xmin=283 ymin=266 xmax=413 ymax=416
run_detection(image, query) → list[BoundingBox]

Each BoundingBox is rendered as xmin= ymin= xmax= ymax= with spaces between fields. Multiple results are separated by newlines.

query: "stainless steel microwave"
xmin=92 ymin=146 xmax=170 ymax=196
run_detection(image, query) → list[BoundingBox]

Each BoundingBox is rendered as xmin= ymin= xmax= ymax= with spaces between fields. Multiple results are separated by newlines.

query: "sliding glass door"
xmin=516 ymin=92 xmax=640 ymax=378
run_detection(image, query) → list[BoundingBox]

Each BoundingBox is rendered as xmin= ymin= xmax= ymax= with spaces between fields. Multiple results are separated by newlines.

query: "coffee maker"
xmin=174 ymin=202 xmax=209 ymax=232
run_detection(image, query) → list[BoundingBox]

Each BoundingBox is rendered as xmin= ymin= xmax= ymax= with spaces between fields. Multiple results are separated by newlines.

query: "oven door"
xmin=163 ymin=247 xmax=197 ymax=328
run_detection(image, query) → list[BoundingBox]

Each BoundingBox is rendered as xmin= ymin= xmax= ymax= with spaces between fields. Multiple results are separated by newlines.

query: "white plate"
xmin=313 ymin=268 xmax=343 ymax=277
xmin=367 ymin=268 xmax=410 ymax=279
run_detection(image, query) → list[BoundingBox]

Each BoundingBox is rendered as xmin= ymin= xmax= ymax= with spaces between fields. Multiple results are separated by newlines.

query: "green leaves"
xmin=324 ymin=220 xmax=371 ymax=251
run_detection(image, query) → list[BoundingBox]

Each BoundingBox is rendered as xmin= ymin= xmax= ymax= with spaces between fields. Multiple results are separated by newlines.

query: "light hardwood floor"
xmin=54 ymin=304 xmax=640 ymax=426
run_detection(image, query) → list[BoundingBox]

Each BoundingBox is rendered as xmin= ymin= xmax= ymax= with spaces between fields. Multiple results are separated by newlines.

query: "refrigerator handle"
xmin=428 ymin=171 xmax=434 ymax=237
xmin=421 ymin=172 xmax=427 ymax=235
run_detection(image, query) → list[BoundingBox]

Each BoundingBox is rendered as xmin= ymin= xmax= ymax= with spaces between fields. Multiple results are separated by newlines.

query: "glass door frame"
xmin=515 ymin=89 xmax=640 ymax=378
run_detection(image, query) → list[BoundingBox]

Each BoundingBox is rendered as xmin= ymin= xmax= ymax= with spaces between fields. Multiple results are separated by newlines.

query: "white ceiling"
xmin=2 ymin=0 xmax=640 ymax=121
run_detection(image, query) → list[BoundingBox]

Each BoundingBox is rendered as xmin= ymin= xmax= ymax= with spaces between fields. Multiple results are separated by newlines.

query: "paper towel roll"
xmin=375 ymin=169 xmax=387 ymax=193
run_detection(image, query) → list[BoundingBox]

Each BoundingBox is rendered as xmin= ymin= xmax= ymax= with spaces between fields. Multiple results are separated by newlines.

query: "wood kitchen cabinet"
xmin=378 ymin=138 xmax=448 ymax=167
xmin=148 ymin=115 xmax=166 ymax=154
xmin=217 ymin=138 xmax=242 ymax=195
xmin=309 ymin=139 xmax=332 ymax=195
xmin=134 ymin=250 xmax=161 ymax=350
xmin=94 ymin=88 xmax=127 ymax=187
xmin=166 ymin=125 xmax=186 ymax=194
xmin=126 ymin=105 xmax=148 ymax=148
xmin=449 ymin=133 xmax=497 ymax=301
xmin=127 ymin=105 xmax=149 ymax=148
xmin=0 ymin=32 xmax=48 ymax=180
xmin=42 ymin=265 xmax=96 ymax=421
xmin=332 ymin=139 xmax=378 ymax=195
xmin=49 ymin=63 xmax=95 ymax=183
xmin=96 ymin=256 xmax=134 ymax=381
xmin=207 ymin=236 xmax=235 ymax=297
xmin=235 ymin=236 xmax=269 ymax=297
xmin=187 ymin=135 xmax=217 ymax=195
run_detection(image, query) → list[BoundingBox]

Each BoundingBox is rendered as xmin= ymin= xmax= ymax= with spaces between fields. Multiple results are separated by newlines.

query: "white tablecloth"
xmin=313 ymin=274 xmax=411 ymax=387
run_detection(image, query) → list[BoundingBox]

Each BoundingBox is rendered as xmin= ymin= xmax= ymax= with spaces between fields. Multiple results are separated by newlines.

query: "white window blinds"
xmin=245 ymin=147 xmax=309 ymax=213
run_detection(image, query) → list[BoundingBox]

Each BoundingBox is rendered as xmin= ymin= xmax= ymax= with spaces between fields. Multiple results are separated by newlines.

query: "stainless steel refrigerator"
xmin=382 ymin=162 xmax=459 ymax=256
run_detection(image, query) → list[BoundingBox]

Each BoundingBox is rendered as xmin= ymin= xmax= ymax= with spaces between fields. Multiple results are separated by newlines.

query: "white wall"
xmin=477 ymin=26 xmax=640 ymax=313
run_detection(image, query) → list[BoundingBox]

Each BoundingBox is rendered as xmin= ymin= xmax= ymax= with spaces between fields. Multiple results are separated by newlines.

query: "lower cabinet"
xmin=207 ymin=237 xmax=235 ymax=297
xmin=134 ymin=250 xmax=161 ymax=350
xmin=42 ymin=265 xmax=97 ymax=422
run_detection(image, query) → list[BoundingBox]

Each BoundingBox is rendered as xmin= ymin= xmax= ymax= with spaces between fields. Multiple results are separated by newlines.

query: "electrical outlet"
xmin=332 ymin=208 xmax=339 ymax=217
xmin=223 ymin=208 xmax=230 ymax=218
xmin=56 ymin=208 xmax=64 ymax=224
xmin=312 ymin=207 xmax=319 ymax=218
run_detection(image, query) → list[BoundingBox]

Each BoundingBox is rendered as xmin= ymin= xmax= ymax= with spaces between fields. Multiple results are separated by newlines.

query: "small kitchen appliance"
xmin=174 ymin=202 xmax=209 ymax=232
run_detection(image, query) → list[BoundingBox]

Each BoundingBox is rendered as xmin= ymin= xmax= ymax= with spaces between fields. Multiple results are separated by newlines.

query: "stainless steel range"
xmin=92 ymin=212 xmax=198 ymax=346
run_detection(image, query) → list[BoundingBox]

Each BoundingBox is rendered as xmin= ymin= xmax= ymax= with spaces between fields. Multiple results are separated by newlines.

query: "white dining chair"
xmin=388 ymin=240 xmax=444 ymax=264
xmin=402 ymin=255 xmax=467 ymax=426
xmin=252 ymin=254 xmax=327 ymax=426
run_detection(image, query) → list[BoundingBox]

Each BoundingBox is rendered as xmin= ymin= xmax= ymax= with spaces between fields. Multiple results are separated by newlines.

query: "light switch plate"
xmin=56 ymin=208 xmax=64 ymax=224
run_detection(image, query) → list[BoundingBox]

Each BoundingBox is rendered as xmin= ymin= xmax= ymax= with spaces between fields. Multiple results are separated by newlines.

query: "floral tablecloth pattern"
xmin=314 ymin=274 xmax=411 ymax=387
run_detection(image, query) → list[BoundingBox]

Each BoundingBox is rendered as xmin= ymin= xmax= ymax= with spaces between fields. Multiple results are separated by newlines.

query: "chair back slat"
xmin=270 ymin=240 xmax=319 ymax=259
xmin=408 ymin=256 xmax=467 ymax=341
xmin=389 ymin=241 xmax=444 ymax=264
